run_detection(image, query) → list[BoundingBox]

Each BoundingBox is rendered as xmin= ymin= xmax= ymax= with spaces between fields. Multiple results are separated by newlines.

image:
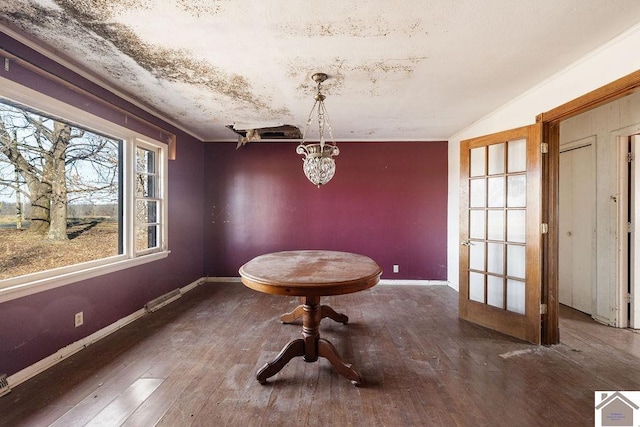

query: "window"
xmin=0 ymin=77 xmax=168 ymax=301
xmin=135 ymin=143 xmax=164 ymax=254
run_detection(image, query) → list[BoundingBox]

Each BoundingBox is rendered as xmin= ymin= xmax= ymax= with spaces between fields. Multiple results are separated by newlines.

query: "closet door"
xmin=559 ymin=139 xmax=594 ymax=314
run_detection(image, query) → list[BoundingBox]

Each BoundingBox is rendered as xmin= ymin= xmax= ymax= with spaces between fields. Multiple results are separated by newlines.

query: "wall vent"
xmin=0 ymin=374 xmax=10 ymax=397
xmin=145 ymin=289 xmax=181 ymax=313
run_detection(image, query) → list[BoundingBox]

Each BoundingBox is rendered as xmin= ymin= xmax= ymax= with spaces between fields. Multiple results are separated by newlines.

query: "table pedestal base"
xmin=280 ymin=299 xmax=349 ymax=325
xmin=257 ymin=296 xmax=361 ymax=386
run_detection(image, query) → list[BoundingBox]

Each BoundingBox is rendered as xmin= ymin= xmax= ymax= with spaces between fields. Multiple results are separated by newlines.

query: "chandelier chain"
xmin=296 ymin=72 xmax=339 ymax=187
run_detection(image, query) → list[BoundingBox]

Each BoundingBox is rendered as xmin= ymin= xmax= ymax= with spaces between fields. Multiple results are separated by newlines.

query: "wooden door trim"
xmin=540 ymin=121 xmax=560 ymax=345
xmin=538 ymin=69 xmax=640 ymax=345
xmin=538 ymin=70 xmax=640 ymax=123
xmin=526 ymin=123 xmax=543 ymax=343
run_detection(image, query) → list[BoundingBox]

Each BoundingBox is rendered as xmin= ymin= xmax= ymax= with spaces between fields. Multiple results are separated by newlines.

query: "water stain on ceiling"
xmin=1 ymin=0 xmax=640 ymax=142
xmin=55 ymin=1 xmax=289 ymax=120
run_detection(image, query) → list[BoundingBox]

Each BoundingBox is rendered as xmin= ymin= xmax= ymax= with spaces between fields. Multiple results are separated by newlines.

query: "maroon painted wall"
xmin=0 ymin=30 xmax=449 ymax=380
xmin=0 ymin=33 xmax=205 ymax=376
xmin=204 ymin=141 xmax=448 ymax=280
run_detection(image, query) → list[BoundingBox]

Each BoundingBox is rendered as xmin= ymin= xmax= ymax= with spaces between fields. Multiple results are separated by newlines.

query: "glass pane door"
xmin=459 ymin=125 xmax=542 ymax=344
xmin=468 ymin=140 xmax=527 ymax=314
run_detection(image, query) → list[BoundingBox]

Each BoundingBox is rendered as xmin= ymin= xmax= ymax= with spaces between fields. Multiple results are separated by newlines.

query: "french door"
xmin=459 ymin=124 xmax=543 ymax=344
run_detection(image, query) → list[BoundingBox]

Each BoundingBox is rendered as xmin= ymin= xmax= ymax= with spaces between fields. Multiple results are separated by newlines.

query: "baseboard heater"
xmin=145 ymin=289 xmax=181 ymax=313
xmin=0 ymin=374 xmax=10 ymax=397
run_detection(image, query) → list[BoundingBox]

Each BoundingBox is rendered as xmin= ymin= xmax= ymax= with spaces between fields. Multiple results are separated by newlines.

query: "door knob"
xmin=461 ymin=240 xmax=474 ymax=246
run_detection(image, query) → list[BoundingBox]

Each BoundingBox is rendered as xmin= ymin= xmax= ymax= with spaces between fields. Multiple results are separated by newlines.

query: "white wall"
xmin=447 ymin=23 xmax=640 ymax=291
xmin=560 ymin=91 xmax=640 ymax=326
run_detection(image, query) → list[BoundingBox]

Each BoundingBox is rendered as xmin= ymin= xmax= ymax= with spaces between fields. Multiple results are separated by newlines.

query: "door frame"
xmin=629 ymin=135 xmax=640 ymax=328
xmin=617 ymin=133 xmax=640 ymax=328
xmin=538 ymin=70 xmax=640 ymax=344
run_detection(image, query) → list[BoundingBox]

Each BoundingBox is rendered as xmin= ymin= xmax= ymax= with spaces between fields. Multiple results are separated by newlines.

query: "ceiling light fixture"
xmin=296 ymin=72 xmax=339 ymax=187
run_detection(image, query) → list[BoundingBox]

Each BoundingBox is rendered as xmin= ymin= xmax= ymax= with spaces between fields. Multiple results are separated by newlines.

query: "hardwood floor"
xmin=1 ymin=282 xmax=640 ymax=426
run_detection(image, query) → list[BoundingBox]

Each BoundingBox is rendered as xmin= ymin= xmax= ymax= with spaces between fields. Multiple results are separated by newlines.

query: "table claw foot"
xmin=257 ymin=339 xmax=305 ymax=384
xmin=280 ymin=305 xmax=305 ymax=324
xmin=318 ymin=338 xmax=361 ymax=386
xmin=320 ymin=305 xmax=349 ymax=324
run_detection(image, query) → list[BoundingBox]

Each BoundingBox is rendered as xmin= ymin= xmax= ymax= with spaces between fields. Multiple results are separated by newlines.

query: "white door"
xmin=629 ymin=135 xmax=640 ymax=328
xmin=558 ymin=138 xmax=595 ymax=314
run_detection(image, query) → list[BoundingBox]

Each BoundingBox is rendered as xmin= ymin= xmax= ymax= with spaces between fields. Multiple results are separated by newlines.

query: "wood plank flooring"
xmin=1 ymin=282 xmax=640 ymax=426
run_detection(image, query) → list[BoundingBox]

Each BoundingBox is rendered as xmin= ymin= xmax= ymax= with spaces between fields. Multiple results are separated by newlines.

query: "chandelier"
xmin=296 ymin=72 xmax=339 ymax=187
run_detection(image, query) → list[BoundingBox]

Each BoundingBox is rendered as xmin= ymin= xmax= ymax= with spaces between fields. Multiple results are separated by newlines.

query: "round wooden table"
xmin=239 ymin=250 xmax=382 ymax=386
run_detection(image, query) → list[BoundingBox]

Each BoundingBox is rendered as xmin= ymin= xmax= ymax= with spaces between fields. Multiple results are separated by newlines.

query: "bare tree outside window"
xmin=135 ymin=146 xmax=160 ymax=253
xmin=0 ymin=99 xmax=121 ymax=279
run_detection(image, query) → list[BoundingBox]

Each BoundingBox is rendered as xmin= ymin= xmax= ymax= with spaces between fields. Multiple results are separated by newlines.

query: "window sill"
xmin=0 ymin=251 xmax=170 ymax=304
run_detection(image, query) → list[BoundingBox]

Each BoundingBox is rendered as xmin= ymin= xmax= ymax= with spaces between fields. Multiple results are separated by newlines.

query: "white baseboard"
xmin=7 ymin=277 xmax=205 ymax=390
xmin=378 ymin=279 xmax=448 ymax=286
xmin=8 ymin=308 xmax=146 ymax=389
xmin=205 ymin=276 xmax=241 ymax=283
xmin=182 ymin=278 xmax=207 ymax=292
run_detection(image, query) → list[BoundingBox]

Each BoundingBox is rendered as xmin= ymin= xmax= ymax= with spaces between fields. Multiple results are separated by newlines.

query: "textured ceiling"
xmin=1 ymin=0 xmax=640 ymax=142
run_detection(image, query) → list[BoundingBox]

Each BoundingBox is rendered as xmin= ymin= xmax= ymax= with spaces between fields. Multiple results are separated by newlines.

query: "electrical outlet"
xmin=393 ymin=264 xmax=399 ymax=273
xmin=74 ymin=311 xmax=83 ymax=327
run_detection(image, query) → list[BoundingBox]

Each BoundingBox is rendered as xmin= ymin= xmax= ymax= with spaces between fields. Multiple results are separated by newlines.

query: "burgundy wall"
xmin=0 ymin=33 xmax=205 ymax=376
xmin=0 ymin=30 xmax=449 ymax=379
xmin=204 ymin=141 xmax=448 ymax=280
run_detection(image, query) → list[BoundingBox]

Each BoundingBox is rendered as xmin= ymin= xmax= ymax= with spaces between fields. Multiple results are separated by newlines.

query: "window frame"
xmin=131 ymin=139 xmax=168 ymax=256
xmin=0 ymin=76 xmax=169 ymax=304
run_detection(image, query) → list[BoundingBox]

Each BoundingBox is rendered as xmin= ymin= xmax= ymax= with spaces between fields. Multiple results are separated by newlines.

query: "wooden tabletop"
xmin=239 ymin=250 xmax=382 ymax=297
